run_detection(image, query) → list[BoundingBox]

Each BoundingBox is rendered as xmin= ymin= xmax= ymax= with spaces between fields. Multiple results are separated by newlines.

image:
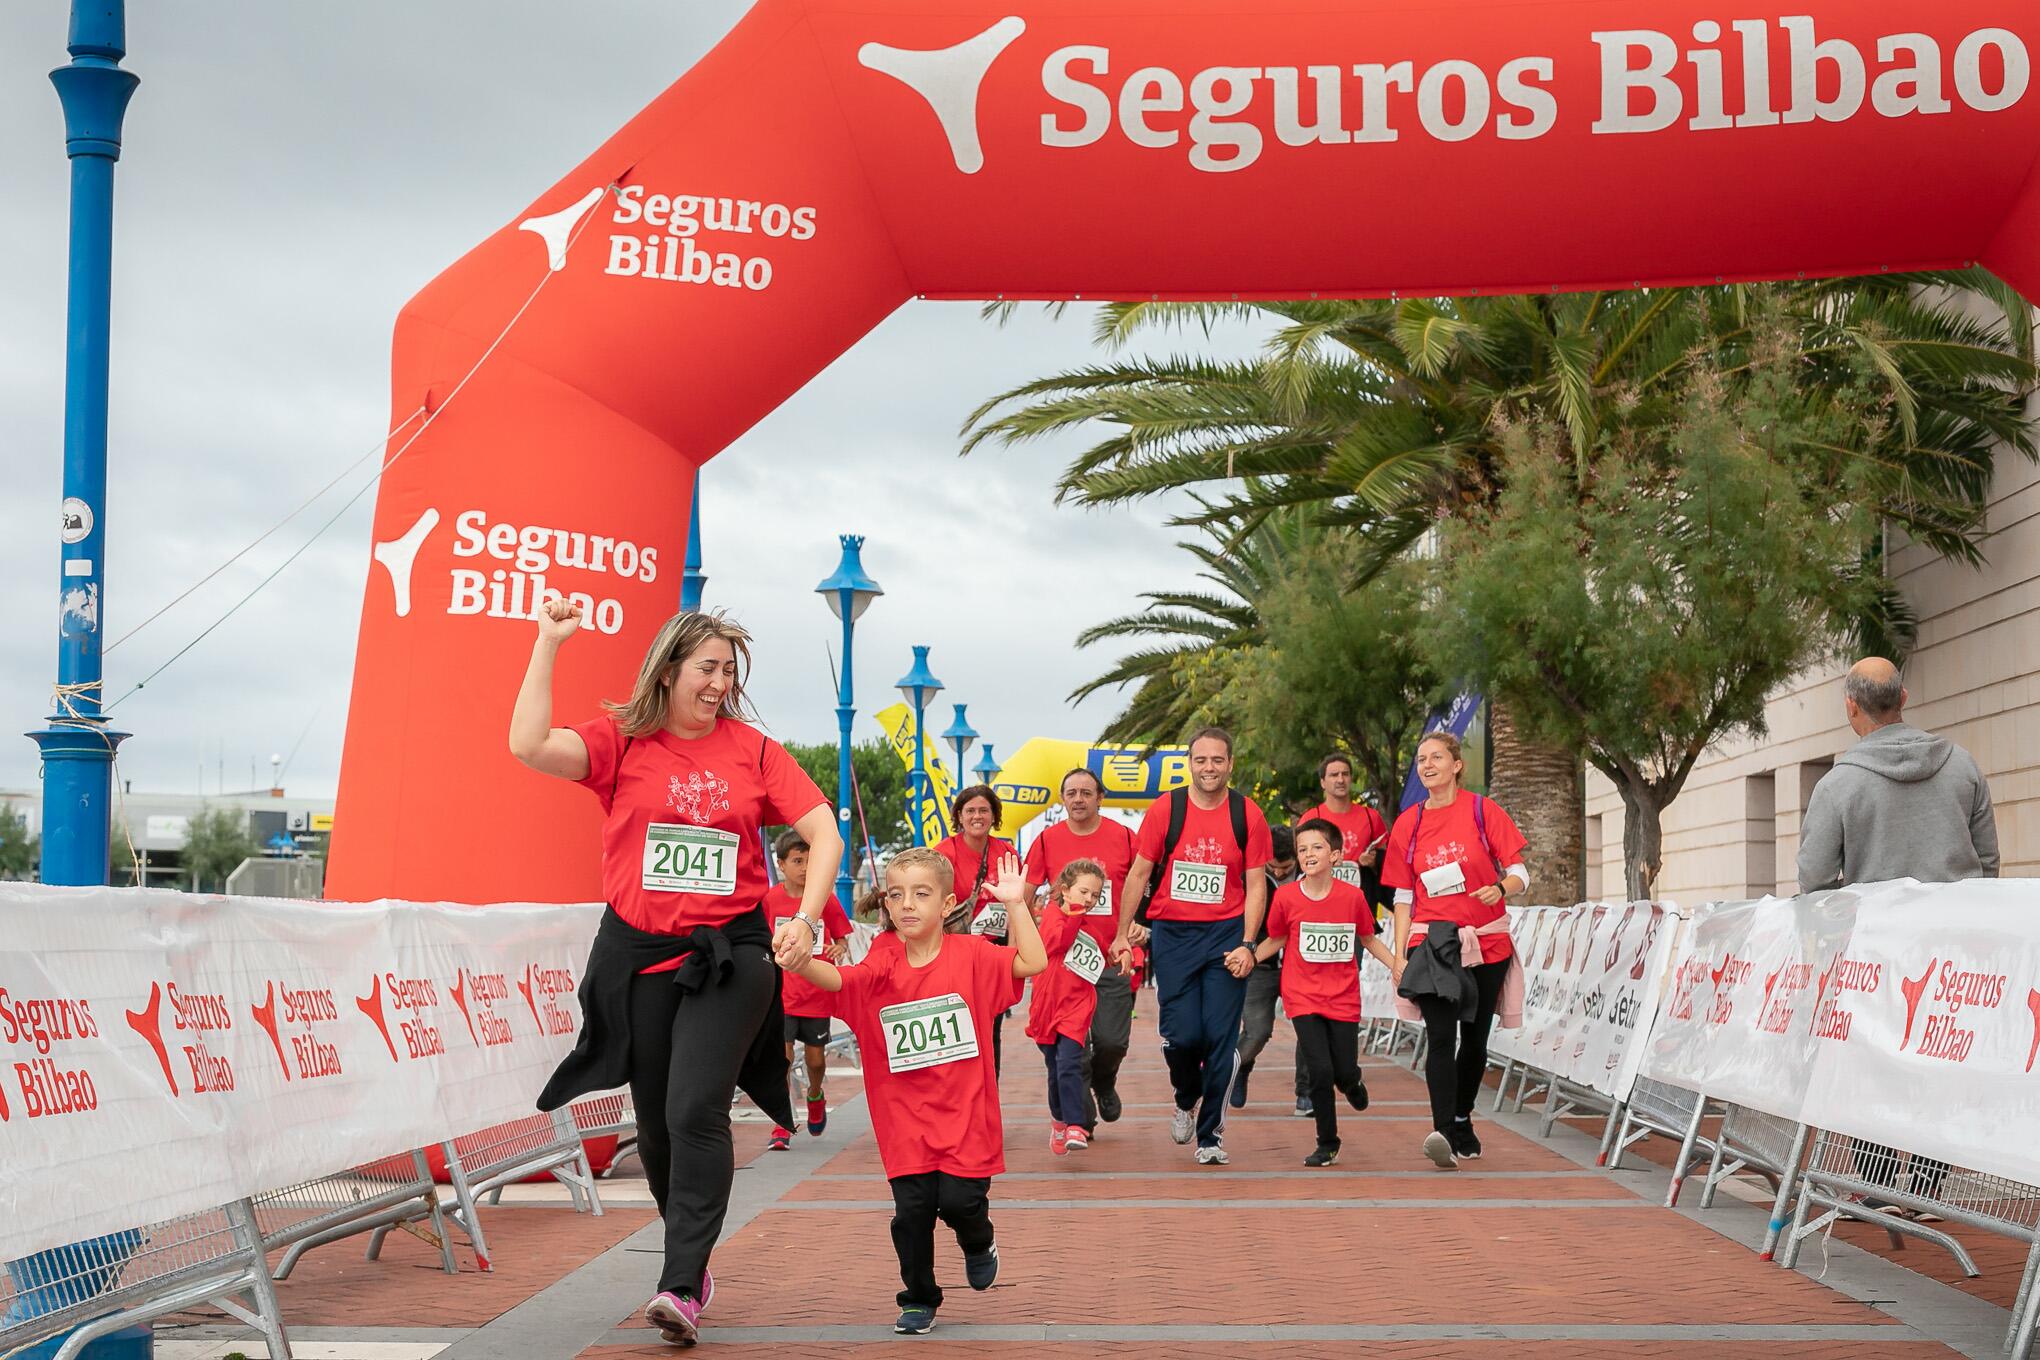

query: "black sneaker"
xmin=1293 ymin=1096 xmax=1314 ymax=1117
xmin=894 ymin=1306 xmax=936 ymax=1334
xmin=964 ymin=1242 xmax=999 ymax=1291
xmin=1344 ymin=1080 xmax=1370 ymax=1112
xmin=1229 ymin=1067 xmax=1251 ymax=1109
xmin=1095 ymin=1086 xmax=1122 ymax=1123
xmin=1303 ymin=1144 xmax=1340 ymax=1168
xmin=1449 ymin=1119 xmax=1483 ymax=1159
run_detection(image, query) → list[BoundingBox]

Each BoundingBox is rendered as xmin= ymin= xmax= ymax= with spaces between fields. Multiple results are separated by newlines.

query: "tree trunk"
xmin=1486 ymin=698 xmax=1583 ymax=907
xmin=1616 ymin=780 xmax=1665 ymax=903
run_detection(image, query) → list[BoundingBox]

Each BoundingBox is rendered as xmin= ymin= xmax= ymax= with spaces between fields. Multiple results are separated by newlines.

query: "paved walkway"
xmin=155 ymin=1002 xmax=2023 ymax=1359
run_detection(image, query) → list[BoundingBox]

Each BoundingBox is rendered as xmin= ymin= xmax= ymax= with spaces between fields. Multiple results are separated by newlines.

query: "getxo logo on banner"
xmin=860 ymin=14 xmax=2029 ymax=177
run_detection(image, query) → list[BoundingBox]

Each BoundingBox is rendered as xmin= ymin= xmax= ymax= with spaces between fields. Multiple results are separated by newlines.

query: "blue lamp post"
xmin=894 ymin=647 xmax=943 ymax=847
xmin=681 ymin=469 xmax=706 ymax=612
xmin=815 ymin=536 xmax=881 ymax=914
xmin=940 ymin=704 xmax=977 ymax=798
xmin=972 ymin=744 xmax=1000 ymax=786
xmin=29 ymin=0 xmax=139 ymax=887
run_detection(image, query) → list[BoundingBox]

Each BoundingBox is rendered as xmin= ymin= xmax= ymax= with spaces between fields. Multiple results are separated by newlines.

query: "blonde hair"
xmin=878 ymin=848 xmax=955 ymax=934
xmin=1053 ymin=858 xmax=1106 ymax=903
xmin=604 ymin=610 xmax=755 ymax=737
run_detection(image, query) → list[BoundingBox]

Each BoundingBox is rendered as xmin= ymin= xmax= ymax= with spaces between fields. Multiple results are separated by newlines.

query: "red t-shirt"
xmin=765 ymin=885 xmax=853 ymax=1019
xmin=824 ymin=934 xmax=1023 ymax=1179
xmin=571 ymin=715 xmax=827 ymax=954
xmin=1024 ymin=818 xmax=1137 ymax=946
xmin=1300 ymin=802 xmax=1388 ymax=873
xmin=1265 ymin=878 xmax=1375 ymax=1022
xmin=1134 ymin=793 xmax=1274 ymax=923
xmin=934 ymin=835 xmax=1017 ymax=922
xmin=1381 ymin=794 xmax=1527 ymax=964
xmin=1024 ymin=908 xmax=1101 ymax=1045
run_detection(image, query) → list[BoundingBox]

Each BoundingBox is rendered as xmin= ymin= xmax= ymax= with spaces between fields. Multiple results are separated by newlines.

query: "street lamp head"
xmin=894 ymin=644 xmax=943 ymax=708
xmin=940 ymin=703 xmax=978 ymax=754
xmin=972 ymin=744 xmax=1000 ymax=781
xmin=815 ymin=534 xmax=883 ymax=622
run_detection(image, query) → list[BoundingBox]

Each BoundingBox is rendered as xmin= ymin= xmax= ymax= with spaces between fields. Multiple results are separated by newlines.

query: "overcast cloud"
xmin=0 ymin=2 xmax=1267 ymax=806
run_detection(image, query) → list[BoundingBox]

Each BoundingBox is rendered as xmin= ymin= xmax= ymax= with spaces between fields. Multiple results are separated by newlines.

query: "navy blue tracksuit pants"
xmin=1150 ymin=916 xmax=1249 ymax=1148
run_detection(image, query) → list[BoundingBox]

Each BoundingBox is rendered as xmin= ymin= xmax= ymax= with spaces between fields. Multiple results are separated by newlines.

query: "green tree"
xmin=967 ymin=277 xmax=2036 ymax=901
xmin=780 ymin=738 xmax=913 ymax=868
xmin=183 ymin=805 xmax=256 ymax=893
xmin=0 ymin=805 xmax=37 ymax=881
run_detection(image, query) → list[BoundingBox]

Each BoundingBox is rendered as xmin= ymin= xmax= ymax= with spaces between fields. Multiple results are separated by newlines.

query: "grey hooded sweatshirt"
xmin=1796 ymin=722 xmax=1999 ymax=893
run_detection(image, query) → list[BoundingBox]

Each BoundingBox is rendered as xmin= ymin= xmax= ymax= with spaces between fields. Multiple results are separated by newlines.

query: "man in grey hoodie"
xmin=1797 ymin=657 xmax=1999 ymax=894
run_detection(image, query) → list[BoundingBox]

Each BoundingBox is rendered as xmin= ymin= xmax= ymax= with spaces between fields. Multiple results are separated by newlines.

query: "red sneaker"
xmin=1064 ymin=1126 xmax=1089 ymax=1152
xmin=768 ymin=1126 xmax=793 ymax=1151
xmin=1050 ymin=1122 xmax=1069 ymax=1156
xmin=806 ymin=1096 xmax=827 ymax=1136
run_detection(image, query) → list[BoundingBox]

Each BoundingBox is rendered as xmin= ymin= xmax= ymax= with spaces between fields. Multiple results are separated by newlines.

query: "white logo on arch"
xmin=373 ymin=508 xmax=438 ymax=618
xmin=859 ymin=16 xmax=1026 ymax=174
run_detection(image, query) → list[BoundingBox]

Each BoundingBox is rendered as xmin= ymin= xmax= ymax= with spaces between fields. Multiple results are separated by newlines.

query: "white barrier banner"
xmin=1498 ymin=902 xmax=1679 ymax=1100
xmin=1360 ymin=950 xmax=1397 ymax=1020
xmin=0 ymin=884 xmax=601 ymax=1264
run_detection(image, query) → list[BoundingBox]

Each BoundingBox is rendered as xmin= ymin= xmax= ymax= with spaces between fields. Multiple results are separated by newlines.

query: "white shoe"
xmin=1195 ymin=1143 xmax=1229 ymax=1165
xmin=1170 ymin=1106 xmax=1195 ymax=1145
xmin=1422 ymin=1130 xmax=1459 ymax=1170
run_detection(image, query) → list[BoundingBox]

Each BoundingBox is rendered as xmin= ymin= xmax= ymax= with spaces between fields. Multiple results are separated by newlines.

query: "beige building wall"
xmin=1586 ymin=434 xmax=2039 ymax=906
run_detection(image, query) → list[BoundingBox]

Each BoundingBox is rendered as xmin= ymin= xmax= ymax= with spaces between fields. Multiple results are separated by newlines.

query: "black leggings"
xmin=1415 ymin=958 xmax=1509 ymax=1132
xmin=1291 ymin=1014 xmax=1364 ymax=1150
xmin=626 ymin=949 xmax=778 ymax=1296
xmin=890 ymin=1171 xmax=994 ymax=1310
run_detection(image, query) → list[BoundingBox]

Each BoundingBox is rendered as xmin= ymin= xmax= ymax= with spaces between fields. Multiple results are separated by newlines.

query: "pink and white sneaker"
xmin=646 ymin=1270 xmax=713 ymax=1347
xmin=1050 ymin=1121 xmax=1069 ymax=1156
xmin=1064 ymin=1126 xmax=1090 ymax=1152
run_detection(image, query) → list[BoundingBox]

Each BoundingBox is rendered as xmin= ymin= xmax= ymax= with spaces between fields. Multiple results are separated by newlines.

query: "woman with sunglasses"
xmin=517 ymin=599 xmax=841 ymax=1346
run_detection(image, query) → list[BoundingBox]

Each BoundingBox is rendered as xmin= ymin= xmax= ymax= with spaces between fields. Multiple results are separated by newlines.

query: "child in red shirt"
xmin=1255 ymin=819 xmax=1401 ymax=1167
xmin=774 ymin=846 xmax=1046 ymax=1336
xmin=764 ymin=829 xmax=852 ymax=1148
xmin=1024 ymin=858 xmax=1112 ymax=1155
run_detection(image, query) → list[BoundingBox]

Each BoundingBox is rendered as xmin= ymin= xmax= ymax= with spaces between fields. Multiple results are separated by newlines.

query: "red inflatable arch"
xmin=328 ymin=0 xmax=2040 ymax=904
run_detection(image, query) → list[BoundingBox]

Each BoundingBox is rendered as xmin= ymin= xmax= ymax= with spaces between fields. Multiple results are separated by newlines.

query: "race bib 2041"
xmin=878 ymin=993 xmax=979 ymax=1073
xmin=642 ymin=824 xmax=740 ymax=894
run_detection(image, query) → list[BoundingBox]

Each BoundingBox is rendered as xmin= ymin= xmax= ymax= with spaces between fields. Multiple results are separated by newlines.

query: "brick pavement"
xmin=151 ymin=992 xmax=2022 ymax=1359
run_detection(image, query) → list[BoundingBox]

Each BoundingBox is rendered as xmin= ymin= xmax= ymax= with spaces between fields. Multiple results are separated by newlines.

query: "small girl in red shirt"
xmin=1024 ymin=858 xmax=1112 ymax=1155
xmin=774 ymin=846 xmax=1047 ymax=1336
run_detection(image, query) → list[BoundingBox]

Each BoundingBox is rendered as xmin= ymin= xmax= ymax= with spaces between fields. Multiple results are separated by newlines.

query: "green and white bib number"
xmin=1331 ymin=861 xmax=1363 ymax=887
xmin=1170 ymin=860 xmax=1226 ymax=905
xmin=1064 ymin=932 xmax=1107 ymax=984
xmin=1298 ymin=922 xmax=1357 ymax=963
xmin=642 ymin=824 xmax=740 ymax=894
xmin=971 ymin=903 xmax=1008 ymax=937
xmin=1086 ymin=880 xmax=1115 ymax=917
xmin=879 ymin=993 xmax=979 ymax=1073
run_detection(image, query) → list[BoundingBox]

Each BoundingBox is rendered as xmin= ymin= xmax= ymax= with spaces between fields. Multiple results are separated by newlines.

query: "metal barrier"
xmin=1696 ymin=1106 xmax=1808 ymax=1260
xmin=1537 ymin=1074 xmax=1616 ymax=1141
xmin=0 ymin=1201 xmax=290 ymax=1360
xmin=258 ymin=1149 xmax=456 ymax=1281
xmin=370 ymin=1108 xmax=601 ymax=1273
xmin=2014 ymin=1238 xmax=2039 ymax=1360
xmin=1778 ymin=1128 xmax=2040 ymax=1351
xmin=1606 ymin=1079 xmax=1715 ymax=1205
xmin=569 ymin=1092 xmax=639 ymax=1180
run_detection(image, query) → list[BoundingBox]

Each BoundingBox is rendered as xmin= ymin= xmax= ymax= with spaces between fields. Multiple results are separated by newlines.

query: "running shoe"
xmin=806 ymin=1096 xmax=827 ymax=1136
xmin=1229 ymin=1067 xmax=1251 ymax=1108
xmin=1194 ymin=1142 xmax=1230 ymax=1166
xmin=1294 ymin=1096 xmax=1314 ymax=1117
xmin=1344 ymin=1080 xmax=1371 ymax=1112
xmin=965 ymin=1242 xmax=1000 ymax=1290
xmin=768 ymin=1126 xmax=793 ymax=1151
xmin=1051 ymin=1122 xmax=1069 ymax=1156
xmin=1096 ymin=1087 xmax=1123 ymax=1122
xmin=1303 ymin=1145 xmax=1339 ymax=1168
xmin=894 ymin=1306 xmax=937 ymax=1335
xmin=646 ymin=1285 xmax=708 ymax=1347
xmin=1448 ymin=1119 xmax=1482 ymax=1159
xmin=1170 ymin=1105 xmax=1196 ymax=1144
xmin=1064 ymin=1126 xmax=1089 ymax=1152
xmin=1422 ymin=1129 xmax=1459 ymax=1170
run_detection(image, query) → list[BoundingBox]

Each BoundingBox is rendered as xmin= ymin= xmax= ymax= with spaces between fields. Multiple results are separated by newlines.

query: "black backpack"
xmin=1135 ymin=787 xmax=1251 ymax=926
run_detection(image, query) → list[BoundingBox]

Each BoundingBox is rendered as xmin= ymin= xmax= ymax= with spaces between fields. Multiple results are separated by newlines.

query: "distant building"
xmin=0 ymin=788 xmax=335 ymax=889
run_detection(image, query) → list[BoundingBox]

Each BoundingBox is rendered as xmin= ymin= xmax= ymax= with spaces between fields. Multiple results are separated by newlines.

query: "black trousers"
xmin=1414 ymin=957 xmax=1509 ymax=1132
xmin=1291 ymin=1014 xmax=1364 ymax=1149
xmin=1078 ymin=967 xmax=1135 ymax=1125
xmin=889 ymin=1171 xmax=994 ymax=1310
xmin=1238 ymin=962 xmax=1309 ymax=1098
xmin=626 ymin=949 xmax=778 ymax=1295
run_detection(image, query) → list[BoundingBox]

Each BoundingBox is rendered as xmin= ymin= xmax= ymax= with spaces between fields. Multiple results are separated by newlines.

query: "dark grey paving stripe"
xmin=159 ymin=1325 xmax=471 ymax=1342
xmin=606 ymin=1322 xmax=1913 ymax=1344
xmin=806 ymin=1169 xmax=1594 ymax=1181
xmin=770 ymin=1197 xmax=1643 ymax=1211
xmin=428 ymin=1094 xmax=874 ymax=1360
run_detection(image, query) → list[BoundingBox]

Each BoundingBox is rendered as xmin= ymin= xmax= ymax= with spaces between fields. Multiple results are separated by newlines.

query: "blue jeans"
xmin=1150 ymin=916 xmax=1249 ymax=1147
xmin=1038 ymin=1035 xmax=1086 ymax=1125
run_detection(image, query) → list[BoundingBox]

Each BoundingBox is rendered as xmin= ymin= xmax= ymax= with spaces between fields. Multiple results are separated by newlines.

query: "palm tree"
xmin=966 ymin=275 xmax=2036 ymax=902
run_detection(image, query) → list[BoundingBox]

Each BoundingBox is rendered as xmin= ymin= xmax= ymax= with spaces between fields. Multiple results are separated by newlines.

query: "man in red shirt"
xmin=1299 ymin=752 xmax=1388 ymax=896
xmin=1113 ymin=728 xmax=1273 ymax=1165
xmin=1023 ymin=767 xmax=1139 ymax=1126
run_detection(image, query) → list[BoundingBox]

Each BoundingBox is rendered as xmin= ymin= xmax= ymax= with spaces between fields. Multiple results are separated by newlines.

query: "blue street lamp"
xmin=940 ymin=704 xmax=977 ymax=799
xmin=29 ymin=1 xmax=139 ymax=886
xmin=894 ymin=647 xmax=943 ymax=847
xmin=815 ymin=536 xmax=881 ymax=914
xmin=972 ymin=744 xmax=1000 ymax=786
xmin=681 ymin=469 xmax=706 ymax=612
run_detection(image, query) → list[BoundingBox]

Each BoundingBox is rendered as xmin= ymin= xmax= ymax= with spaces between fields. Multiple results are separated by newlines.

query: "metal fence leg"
xmin=1760 ymin=1124 xmax=1809 ymax=1261
xmin=1491 ymin=1059 xmax=1515 ymax=1112
xmin=442 ymin=1140 xmax=494 ymax=1273
xmin=1698 ymin=1121 xmax=1732 ymax=1209
xmin=225 ymin=1198 xmax=295 ymax=1360
xmin=2008 ymin=1238 xmax=2040 ymax=1353
xmin=1596 ymin=1103 xmax=1625 ymax=1167
xmin=1664 ymin=1095 xmax=1708 ymax=1207
xmin=415 ymin=1148 xmax=459 ymax=1275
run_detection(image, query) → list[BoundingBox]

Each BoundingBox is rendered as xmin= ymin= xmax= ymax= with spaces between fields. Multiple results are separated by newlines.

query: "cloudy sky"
xmin=0 ymin=2 xmax=1267 ymax=806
